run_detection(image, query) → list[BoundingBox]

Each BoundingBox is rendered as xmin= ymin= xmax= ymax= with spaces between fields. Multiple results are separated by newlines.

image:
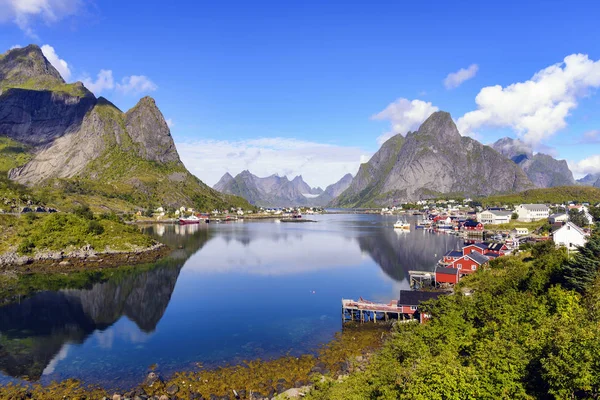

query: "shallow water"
xmin=0 ymin=213 xmax=462 ymax=389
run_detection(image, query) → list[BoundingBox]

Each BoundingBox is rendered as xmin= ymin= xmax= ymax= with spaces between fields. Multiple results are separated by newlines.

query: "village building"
xmin=511 ymin=227 xmax=529 ymax=236
xmin=397 ymin=290 xmax=444 ymax=323
xmin=461 ymin=220 xmax=484 ymax=231
xmin=451 ymin=252 xmax=490 ymax=275
xmin=515 ymin=204 xmax=550 ymax=222
xmin=548 ymin=213 xmax=569 ymax=224
xmin=435 ymin=266 xmax=460 ymax=285
xmin=552 ymin=222 xmax=588 ymax=250
xmin=442 ymin=250 xmax=463 ymax=264
xmin=478 ymin=209 xmax=512 ymax=225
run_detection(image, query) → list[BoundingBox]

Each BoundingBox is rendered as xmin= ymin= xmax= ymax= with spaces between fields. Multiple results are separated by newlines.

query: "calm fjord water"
xmin=0 ymin=214 xmax=462 ymax=389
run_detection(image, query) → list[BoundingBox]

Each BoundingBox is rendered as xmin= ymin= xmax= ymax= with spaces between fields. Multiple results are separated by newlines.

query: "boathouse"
xmin=435 ymin=266 xmax=460 ymax=285
xmin=442 ymin=250 xmax=463 ymax=264
xmin=462 ymin=220 xmax=484 ymax=231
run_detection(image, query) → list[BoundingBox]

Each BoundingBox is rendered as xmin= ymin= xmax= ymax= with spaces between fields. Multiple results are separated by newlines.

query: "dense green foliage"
xmin=569 ymin=209 xmax=590 ymax=228
xmin=482 ymin=186 xmax=600 ymax=207
xmin=0 ymin=211 xmax=154 ymax=255
xmin=308 ymin=231 xmax=600 ymax=399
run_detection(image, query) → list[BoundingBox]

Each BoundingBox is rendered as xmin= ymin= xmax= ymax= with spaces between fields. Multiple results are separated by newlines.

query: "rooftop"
xmin=398 ymin=290 xmax=444 ymax=306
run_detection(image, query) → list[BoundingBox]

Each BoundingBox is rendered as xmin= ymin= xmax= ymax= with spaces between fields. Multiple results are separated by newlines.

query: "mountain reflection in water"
xmin=0 ymin=214 xmax=462 ymax=388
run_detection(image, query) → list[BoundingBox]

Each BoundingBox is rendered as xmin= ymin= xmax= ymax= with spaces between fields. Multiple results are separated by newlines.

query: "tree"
xmin=561 ymin=230 xmax=600 ymax=293
xmin=511 ymin=212 xmax=518 ymax=220
xmin=568 ymin=209 xmax=588 ymax=228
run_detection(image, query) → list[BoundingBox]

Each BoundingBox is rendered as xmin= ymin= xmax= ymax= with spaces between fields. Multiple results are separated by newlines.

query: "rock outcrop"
xmin=334 ymin=112 xmax=534 ymax=207
xmin=0 ymin=44 xmax=248 ymax=209
xmin=492 ymin=137 xmax=575 ymax=188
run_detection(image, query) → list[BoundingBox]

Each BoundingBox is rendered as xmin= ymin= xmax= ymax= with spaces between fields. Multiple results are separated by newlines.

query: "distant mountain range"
xmin=577 ymin=173 xmax=600 ymax=188
xmin=491 ymin=137 xmax=576 ymax=188
xmin=213 ymin=170 xmax=352 ymax=207
xmin=0 ymin=44 xmax=249 ymax=210
xmin=333 ymin=112 xmax=534 ymax=207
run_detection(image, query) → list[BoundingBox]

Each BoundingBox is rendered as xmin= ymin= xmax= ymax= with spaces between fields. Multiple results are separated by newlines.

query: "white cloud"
xmin=371 ymin=98 xmax=439 ymax=144
xmin=457 ymin=54 xmax=600 ymax=144
xmin=166 ymin=118 xmax=174 ymax=128
xmin=9 ymin=44 xmax=22 ymax=49
xmin=0 ymin=0 xmax=81 ymax=38
xmin=176 ymin=137 xmax=369 ymax=189
xmin=116 ymin=75 xmax=157 ymax=95
xmin=81 ymin=69 xmax=114 ymax=95
xmin=568 ymin=155 xmax=600 ymax=177
xmin=580 ymin=130 xmax=600 ymax=144
xmin=40 ymin=44 xmax=71 ymax=81
xmin=443 ymin=64 xmax=479 ymax=89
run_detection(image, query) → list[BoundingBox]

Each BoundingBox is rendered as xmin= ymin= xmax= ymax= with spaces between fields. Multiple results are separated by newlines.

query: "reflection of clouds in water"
xmin=42 ymin=345 xmax=70 ymax=375
xmin=94 ymin=318 xmax=151 ymax=349
xmin=183 ymin=232 xmax=364 ymax=276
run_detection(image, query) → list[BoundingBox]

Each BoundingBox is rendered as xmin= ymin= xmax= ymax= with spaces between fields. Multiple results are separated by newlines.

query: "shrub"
xmin=86 ymin=220 xmax=105 ymax=235
xmin=73 ymin=205 xmax=94 ymax=220
xmin=17 ymin=238 xmax=35 ymax=255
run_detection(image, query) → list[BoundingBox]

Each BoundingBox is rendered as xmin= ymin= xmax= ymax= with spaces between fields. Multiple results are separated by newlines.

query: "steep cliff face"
xmin=0 ymin=44 xmax=249 ymax=209
xmin=335 ymin=112 xmax=533 ymax=207
xmin=125 ymin=96 xmax=180 ymax=163
xmin=333 ymin=134 xmax=405 ymax=207
xmin=492 ymin=137 xmax=575 ymax=188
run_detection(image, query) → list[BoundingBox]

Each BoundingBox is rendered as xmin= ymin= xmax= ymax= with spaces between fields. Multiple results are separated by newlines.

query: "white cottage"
xmin=552 ymin=222 xmax=587 ymax=250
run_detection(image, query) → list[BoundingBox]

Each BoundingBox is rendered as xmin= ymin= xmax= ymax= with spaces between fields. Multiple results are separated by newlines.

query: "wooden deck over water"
xmin=341 ymin=298 xmax=416 ymax=323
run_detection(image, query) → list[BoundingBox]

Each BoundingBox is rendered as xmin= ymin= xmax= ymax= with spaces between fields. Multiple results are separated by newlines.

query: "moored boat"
xmin=393 ymin=218 xmax=410 ymax=230
xmin=179 ymin=215 xmax=202 ymax=224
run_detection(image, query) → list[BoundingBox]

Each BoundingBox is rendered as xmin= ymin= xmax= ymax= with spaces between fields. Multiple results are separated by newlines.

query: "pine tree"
xmin=561 ymin=231 xmax=600 ymax=293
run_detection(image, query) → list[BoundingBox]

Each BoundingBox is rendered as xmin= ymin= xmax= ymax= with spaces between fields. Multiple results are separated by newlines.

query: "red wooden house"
xmin=462 ymin=243 xmax=488 ymax=256
xmin=461 ymin=220 xmax=484 ymax=231
xmin=486 ymin=242 xmax=508 ymax=255
xmin=451 ymin=252 xmax=489 ymax=275
xmin=435 ymin=266 xmax=460 ymax=285
xmin=442 ymin=250 xmax=463 ymax=264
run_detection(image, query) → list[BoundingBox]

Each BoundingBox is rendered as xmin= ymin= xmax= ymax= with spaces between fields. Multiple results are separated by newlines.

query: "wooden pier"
xmin=408 ymin=270 xmax=433 ymax=289
xmin=341 ymin=298 xmax=417 ymax=324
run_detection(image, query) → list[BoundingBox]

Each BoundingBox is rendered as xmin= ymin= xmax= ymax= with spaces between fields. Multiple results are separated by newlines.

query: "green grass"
xmin=481 ymin=186 xmax=600 ymax=206
xmin=0 ymin=212 xmax=155 ymax=255
xmin=0 ymin=137 xmax=32 ymax=173
xmin=485 ymin=218 xmax=548 ymax=232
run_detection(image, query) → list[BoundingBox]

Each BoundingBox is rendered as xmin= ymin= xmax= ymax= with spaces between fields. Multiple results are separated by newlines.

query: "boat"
xmin=179 ymin=215 xmax=202 ymax=225
xmin=393 ymin=218 xmax=410 ymax=230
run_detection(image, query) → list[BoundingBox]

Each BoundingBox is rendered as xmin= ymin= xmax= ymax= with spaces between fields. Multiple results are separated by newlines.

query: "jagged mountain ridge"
xmin=214 ymin=170 xmax=351 ymax=207
xmin=0 ymin=44 xmax=249 ymax=209
xmin=492 ymin=137 xmax=576 ymax=188
xmin=334 ymin=111 xmax=534 ymax=207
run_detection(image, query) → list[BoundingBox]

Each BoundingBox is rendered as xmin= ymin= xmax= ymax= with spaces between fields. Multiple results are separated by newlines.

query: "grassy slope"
xmin=0 ymin=213 xmax=154 ymax=255
xmin=481 ymin=185 xmax=600 ymax=206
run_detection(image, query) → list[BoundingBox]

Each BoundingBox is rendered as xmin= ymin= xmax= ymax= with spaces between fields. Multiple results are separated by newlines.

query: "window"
xmin=410 ymin=306 xmax=417 ymax=311
xmin=472 ymin=265 xmax=477 ymax=270
xmin=457 ymin=263 xmax=462 ymax=268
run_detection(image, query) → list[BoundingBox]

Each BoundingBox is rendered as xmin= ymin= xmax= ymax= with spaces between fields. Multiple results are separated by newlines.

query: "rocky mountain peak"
xmin=0 ymin=44 xmax=64 ymax=87
xmin=124 ymin=96 xmax=180 ymax=163
xmin=416 ymin=111 xmax=461 ymax=141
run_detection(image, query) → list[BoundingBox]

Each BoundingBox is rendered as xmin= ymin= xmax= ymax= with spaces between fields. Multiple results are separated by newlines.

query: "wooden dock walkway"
xmin=341 ymin=298 xmax=416 ymax=323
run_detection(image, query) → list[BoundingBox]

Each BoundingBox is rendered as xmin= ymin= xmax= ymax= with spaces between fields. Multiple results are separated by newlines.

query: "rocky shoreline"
xmin=0 ymin=243 xmax=170 ymax=273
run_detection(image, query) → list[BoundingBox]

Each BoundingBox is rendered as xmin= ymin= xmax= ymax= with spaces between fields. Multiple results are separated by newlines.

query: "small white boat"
xmin=393 ymin=218 xmax=410 ymax=230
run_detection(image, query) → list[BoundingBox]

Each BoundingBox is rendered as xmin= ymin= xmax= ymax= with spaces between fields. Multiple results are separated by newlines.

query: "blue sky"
xmin=1 ymin=0 xmax=599 ymax=188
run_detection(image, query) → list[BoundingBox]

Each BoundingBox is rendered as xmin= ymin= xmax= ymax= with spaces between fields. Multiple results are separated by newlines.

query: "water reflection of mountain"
xmin=357 ymin=230 xmax=462 ymax=281
xmin=0 ymin=225 xmax=213 ymax=381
